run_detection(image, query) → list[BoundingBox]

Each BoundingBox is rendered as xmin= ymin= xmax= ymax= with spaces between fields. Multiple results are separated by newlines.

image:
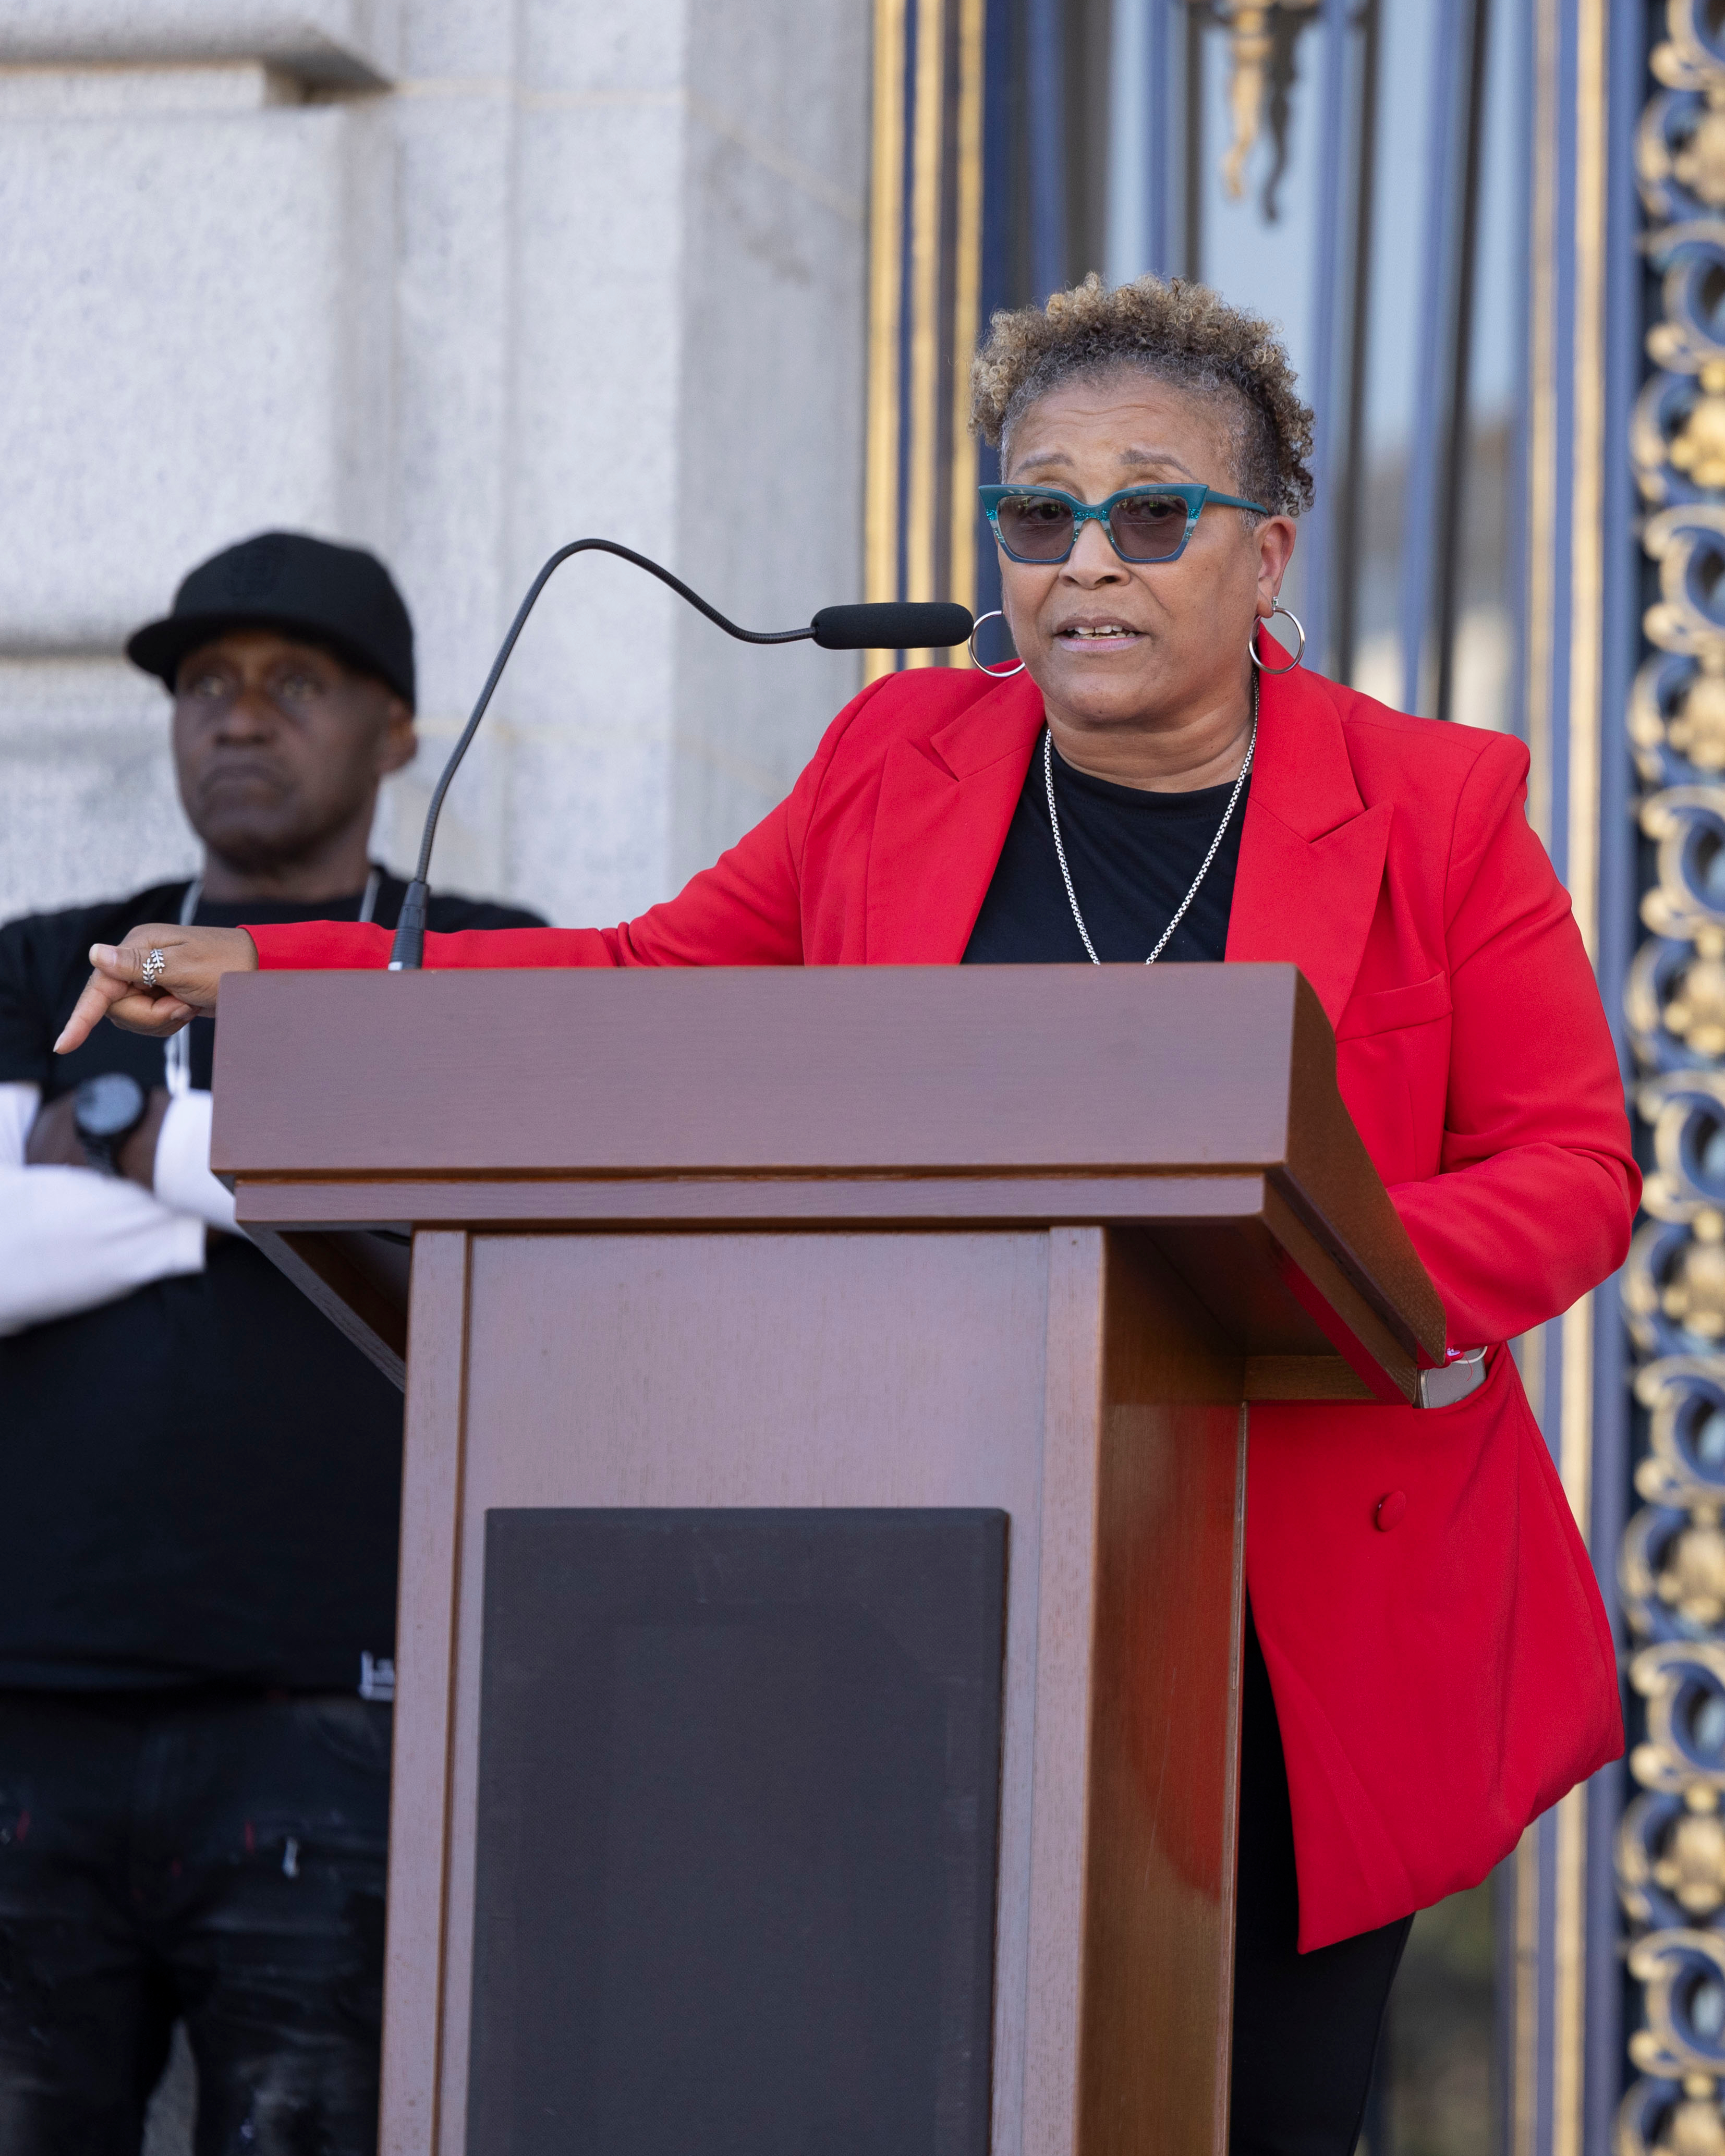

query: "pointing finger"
xmin=53 ymin=925 xmax=254 ymax=1053
xmin=53 ymin=968 xmax=135 ymax=1055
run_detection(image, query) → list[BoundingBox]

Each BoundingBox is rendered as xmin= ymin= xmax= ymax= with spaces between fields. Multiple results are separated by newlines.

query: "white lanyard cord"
xmin=164 ymin=866 xmax=382 ymax=1097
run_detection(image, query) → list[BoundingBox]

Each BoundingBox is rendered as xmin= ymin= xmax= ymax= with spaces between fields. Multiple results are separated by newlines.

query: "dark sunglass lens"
xmin=996 ymin=494 xmax=1075 ymax=559
xmin=1109 ymin=493 xmax=1188 ymax=559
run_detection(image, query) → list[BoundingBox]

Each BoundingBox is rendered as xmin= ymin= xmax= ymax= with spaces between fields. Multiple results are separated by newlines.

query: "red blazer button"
xmin=1376 ymin=1491 xmax=1407 ymax=1532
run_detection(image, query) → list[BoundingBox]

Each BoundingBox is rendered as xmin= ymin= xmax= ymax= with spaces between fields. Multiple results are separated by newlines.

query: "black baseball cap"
xmin=126 ymin=530 xmax=416 ymax=711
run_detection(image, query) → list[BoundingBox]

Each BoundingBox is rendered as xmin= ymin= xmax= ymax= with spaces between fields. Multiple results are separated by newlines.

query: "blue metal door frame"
xmin=861 ymin=5 xmax=1687 ymax=2146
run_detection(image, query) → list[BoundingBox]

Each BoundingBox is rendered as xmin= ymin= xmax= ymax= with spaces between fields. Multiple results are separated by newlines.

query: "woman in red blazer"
xmin=64 ymin=276 xmax=1637 ymax=2152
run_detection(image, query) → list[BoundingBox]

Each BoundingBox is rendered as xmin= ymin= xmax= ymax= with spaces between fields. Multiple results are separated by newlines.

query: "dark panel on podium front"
xmin=467 ymin=1507 xmax=1009 ymax=2156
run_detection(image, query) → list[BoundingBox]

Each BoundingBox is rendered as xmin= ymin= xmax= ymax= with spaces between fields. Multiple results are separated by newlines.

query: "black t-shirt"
xmin=963 ymin=727 xmax=1248 ymax=965
xmin=0 ymin=872 xmax=544 ymax=1693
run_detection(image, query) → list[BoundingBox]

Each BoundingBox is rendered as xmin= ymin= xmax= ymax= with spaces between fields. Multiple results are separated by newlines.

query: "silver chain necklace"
xmin=164 ymin=864 xmax=381 ymax=1096
xmin=1043 ymin=679 xmax=1257 ymax=965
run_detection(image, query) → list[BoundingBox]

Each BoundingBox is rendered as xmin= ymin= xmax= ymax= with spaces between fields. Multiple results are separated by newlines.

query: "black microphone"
xmin=810 ymin=601 xmax=974 ymax=651
xmin=388 ymin=540 xmax=974 ymax=969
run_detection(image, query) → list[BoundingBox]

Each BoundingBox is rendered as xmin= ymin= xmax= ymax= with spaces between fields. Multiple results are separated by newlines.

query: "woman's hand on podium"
xmin=54 ymin=926 xmax=259 ymax=1055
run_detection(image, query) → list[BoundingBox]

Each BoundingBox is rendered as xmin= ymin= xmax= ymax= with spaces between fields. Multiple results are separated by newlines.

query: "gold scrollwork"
xmin=1654 ymin=940 xmax=1725 ymax=1058
xmin=1641 ymin=90 xmax=1725 ymax=222
xmin=1625 ymin=11 xmax=1725 ymax=2139
xmin=1673 ymin=364 xmax=1725 ymax=489
xmin=1646 ymin=3 xmax=1725 ymax=229
xmin=1643 ymin=506 xmax=1725 ymax=654
xmin=1621 ymin=1788 xmax=1725 ymax=1924
xmin=1626 ymin=500 xmax=1725 ymax=878
xmin=1638 ymin=790 xmax=1725 ymax=943
xmin=1632 ymin=651 xmax=1725 ymax=783
xmin=1626 ymin=912 xmax=1725 ymax=1077
xmin=1630 ymin=1108 xmax=1721 ymax=1229
xmin=1623 ymin=1498 xmax=1725 ymax=1641
xmin=1628 ymin=1642 xmax=1725 ymax=1783
xmin=1617 ymin=2068 xmax=1725 ymax=2156
xmin=1654 ymin=1 xmax=1725 ymax=99
xmin=1627 ymin=1923 xmax=1725 ymax=2075
xmin=1633 ymin=1356 xmax=1725 ymax=1504
xmin=1635 ymin=248 xmax=1725 ymax=503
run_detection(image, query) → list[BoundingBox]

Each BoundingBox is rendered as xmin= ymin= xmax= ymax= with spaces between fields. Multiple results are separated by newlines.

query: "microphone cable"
xmin=390 ymin=539 xmax=972 ymax=969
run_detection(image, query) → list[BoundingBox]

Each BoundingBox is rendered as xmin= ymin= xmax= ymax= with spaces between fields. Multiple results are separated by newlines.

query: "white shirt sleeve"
xmin=0 ymin=1080 xmax=206 ymax=1337
xmin=152 ymin=1089 xmax=238 ymax=1233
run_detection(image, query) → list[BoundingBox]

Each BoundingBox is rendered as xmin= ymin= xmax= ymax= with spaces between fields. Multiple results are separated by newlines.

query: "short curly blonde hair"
xmin=970 ymin=273 xmax=1315 ymax=518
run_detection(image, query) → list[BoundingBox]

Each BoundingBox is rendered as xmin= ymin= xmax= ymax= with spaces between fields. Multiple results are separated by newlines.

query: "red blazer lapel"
xmin=859 ymin=662 xmax=1387 ymax=1005
xmin=1228 ymin=668 xmax=1390 ymax=1028
xmin=865 ymin=671 xmax=1044 ymax=961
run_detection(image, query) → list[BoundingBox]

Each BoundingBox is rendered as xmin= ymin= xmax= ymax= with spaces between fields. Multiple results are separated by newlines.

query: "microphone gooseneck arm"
xmin=388 ymin=539 xmax=973 ymax=969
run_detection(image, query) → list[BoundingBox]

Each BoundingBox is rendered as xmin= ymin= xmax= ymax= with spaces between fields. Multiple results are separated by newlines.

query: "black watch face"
xmin=75 ymin=1071 xmax=147 ymax=1140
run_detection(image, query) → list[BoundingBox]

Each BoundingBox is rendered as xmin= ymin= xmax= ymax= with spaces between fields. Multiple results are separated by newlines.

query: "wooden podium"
xmin=212 ymin=963 xmax=1442 ymax=2156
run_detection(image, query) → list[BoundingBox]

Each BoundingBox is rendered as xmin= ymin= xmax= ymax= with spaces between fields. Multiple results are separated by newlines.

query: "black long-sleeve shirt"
xmin=0 ymin=872 xmax=542 ymax=1692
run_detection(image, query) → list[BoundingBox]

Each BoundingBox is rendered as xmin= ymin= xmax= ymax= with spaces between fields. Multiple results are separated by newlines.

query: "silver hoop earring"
xmin=1249 ymin=595 xmax=1305 ymax=675
xmin=968 ymin=608 xmax=1026 ymax=677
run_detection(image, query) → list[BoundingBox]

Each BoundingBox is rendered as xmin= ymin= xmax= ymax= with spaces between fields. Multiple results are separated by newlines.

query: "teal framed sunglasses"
xmin=978 ymin=481 xmax=1267 ymax=565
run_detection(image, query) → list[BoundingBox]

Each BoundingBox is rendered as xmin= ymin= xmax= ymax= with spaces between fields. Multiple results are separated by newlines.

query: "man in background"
xmin=0 ymin=532 xmax=543 ymax=2153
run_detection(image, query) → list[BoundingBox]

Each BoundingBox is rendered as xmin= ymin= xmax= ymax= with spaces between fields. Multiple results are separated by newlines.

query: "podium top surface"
xmin=211 ymin=963 xmax=1447 ymax=1394
xmin=216 ymin=961 xmax=1360 ymax=1178
xmin=211 ymin=963 xmax=1447 ymax=1393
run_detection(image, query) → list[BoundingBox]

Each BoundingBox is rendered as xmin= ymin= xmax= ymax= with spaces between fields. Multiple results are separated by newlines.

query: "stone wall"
xmin=0 ymin=1 xmax=869 ymax=929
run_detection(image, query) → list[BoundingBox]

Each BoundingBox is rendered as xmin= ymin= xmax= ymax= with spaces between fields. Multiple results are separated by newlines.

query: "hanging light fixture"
xmin=1205 ymin=1 xmax=1321 ymax=202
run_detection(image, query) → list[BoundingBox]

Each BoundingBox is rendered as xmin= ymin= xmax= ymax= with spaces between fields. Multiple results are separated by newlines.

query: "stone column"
xmin=0 ymin=0 xmax=868 ymax=930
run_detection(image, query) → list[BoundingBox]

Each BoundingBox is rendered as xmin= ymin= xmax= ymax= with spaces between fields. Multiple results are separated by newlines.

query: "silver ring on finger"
xmin=140 ymin=948 xmax=167 ymax=990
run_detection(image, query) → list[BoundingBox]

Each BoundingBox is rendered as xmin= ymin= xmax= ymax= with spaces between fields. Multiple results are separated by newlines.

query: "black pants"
xmin=1230 ymin=1613 xmax=1412 ymax=2154
xmin=0 ymin=1688 xmax=391 ymax=2156
xmin=0 ymin=1656 xmax=1400 ymax=2155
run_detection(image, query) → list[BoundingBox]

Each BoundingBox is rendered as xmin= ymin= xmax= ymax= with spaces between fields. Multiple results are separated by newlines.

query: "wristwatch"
xmin=72 ymin=1071 xmax=148 ymax=1177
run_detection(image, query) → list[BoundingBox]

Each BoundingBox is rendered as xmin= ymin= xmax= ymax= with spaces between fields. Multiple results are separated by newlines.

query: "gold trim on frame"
xmin=1515 ymin=1821 xmax=1541 ymax=2156
xmin=1524 ymin=0 xmax=1560 ymax=852
xmin=948 ymin=0 xmax=987 ymax=644
xmin=1553 ymin=1781 xmax=1588 ymax=2154
xmin=1519 ymin=0 xmax=1609 ymax=2135
xmin=1568 ymin=0 xmax=1608 ymax=968
xmin=903 ymin=0 xmax=947 ymax=668
xmin=1560 ymin=1296 xmax=1596 ymax=1550
xmin=864 ymin=0 xmax=908 ymax=683
xmin=863 ymin=0 xmax=987 ymax=677
xmin=1549 ymin=0 xmax=1611 ymax=2131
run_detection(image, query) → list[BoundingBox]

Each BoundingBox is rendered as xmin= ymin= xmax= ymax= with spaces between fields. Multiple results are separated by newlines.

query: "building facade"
xmin=0 ymin=0 xmax=869 ymax=933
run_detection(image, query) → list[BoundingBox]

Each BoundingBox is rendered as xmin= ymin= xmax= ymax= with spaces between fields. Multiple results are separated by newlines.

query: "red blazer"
xmin=254 ymin=662 xmax=1639 ymax=1950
